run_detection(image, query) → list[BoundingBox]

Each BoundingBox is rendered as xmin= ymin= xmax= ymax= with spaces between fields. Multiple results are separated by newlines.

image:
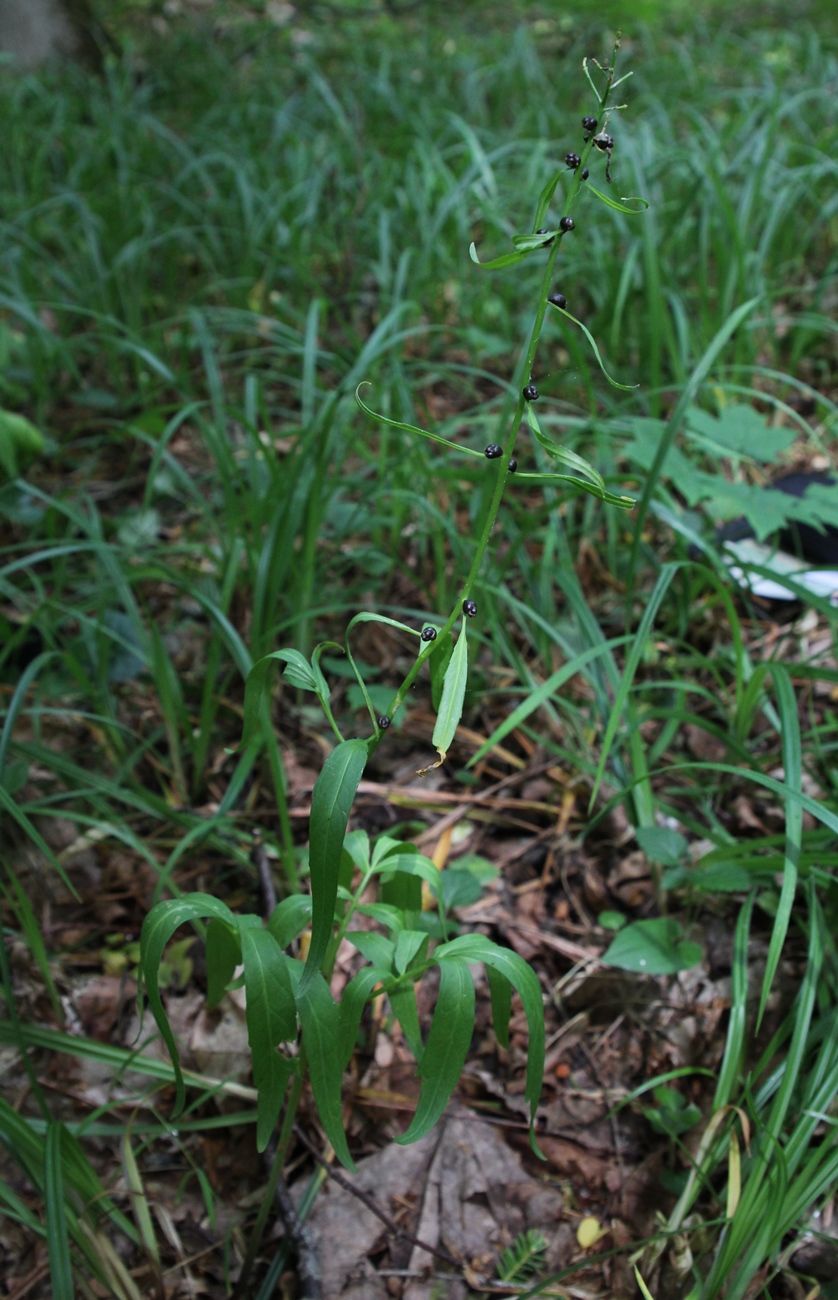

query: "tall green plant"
xmin=138 ymin=39 xmax=643 ymax=1180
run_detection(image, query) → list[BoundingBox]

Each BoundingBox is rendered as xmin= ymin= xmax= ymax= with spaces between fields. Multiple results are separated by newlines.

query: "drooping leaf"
xmin=344 ymin=611 xmax=419 ymax=728
xmin=240 ymin=925 xmax=296 ymax=1150
xmin=513 ymin=470 xmax=636 ymax=508
xmin=268 ymin=894 xmax=313 ymax=950
xmin=301 ymin=738 xmax=368 ymax=988
xmin=397 ymin=958 xmax=475 ymax=1144
xmin=241 ymin=649 xmax=331 ymax=751
xmin=389 ymin=982 xmax=425 ymax=1062
xmin=138 ymin=894 xmax=237 ymax=1115
xmin=434 ymin=933 xmax=545 ymax=1153
xmin=429 ymin=623 xmax=468 ymax=766
xmin=585 ymin=183 xmax=649 ymax=214
xmin=468 ymin=241 xmax=532 ymax=271
xmin=428 ymin=631 xmax=454 ymax=712
xmin=0 ymin=408 xmax=45 ymax=477
xmin=547 ymin=301 xmax=638 ymax=390
xmin=205 ymin=920 xmax=241 ymax=1008
xmin=355 ymin=383 xmax=483 ymax=458
xmin=296 ymin=971 xmax=355 ymax=1169
xmin=337 ymin=966 xmax=388 ymax=1070
xmin=487 ymin=965 xmax=512 ymax=1051
xmin=512 ymin=231 xmax=557 ymax=251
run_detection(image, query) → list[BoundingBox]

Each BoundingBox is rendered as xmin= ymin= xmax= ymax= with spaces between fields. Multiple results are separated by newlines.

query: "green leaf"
xmin=547 ymin=301 xmax=638 ymax=390
xmin=585 ymin=183 xmax=649 ymax=214
xmin=374 ymin=852 xmax=442 ymax=899
xmin=296 ymin=971 xmax=354 ymax=1169
xmin=337 ymin=966 xmax=388 ymax=1069
xmin=267 ymin=895 xmax=313 ymax=950
xmin=44 ymin=1122 xmax=73 ymax=1300
xmin=240 ymin=925 xmax=296 ymax=1150
xmin=468 ymin=241 xmax=532 ymax=271
xmin=428 ymin=631 xmax=454 ymax=712
xmin=487 ymin=965 xmax=512 ymax=1050
xmin=533 ymin=164 xmax=566 ymax=229
xmin=0 ymin=408 xmax=45 ymax=477
xmin=390 ymin=983 xmax=424 ymax=1062
xmin=513 ymin=470 xmax=636 ymax=508
xmin=685 ymin=404 xmax=794 ymax=462
xmin=512 ymin=231 xmax=556 ymax=251
xmin=757 ymin=667 xmax=801 ymax=1028
xmin=139 ymin=893 xmax=237 ymax=1115
xmin=430 ymin=623 xmax=468 ymax=765
xmin=347 ymin=930 xmax=394 ymax=969
xmin=602 ymin=919 xmax=703 ymax=975
xmin=301 ymin=738 xmax=368 ymax=989
xmin=355 ymin=383 xmax=483 ymax=458
xmin=394 ymin=930 xmax=429 ymax=975
xmin=434 ymin=934 xmax=545 ymax=1153
xmin=397 ymin=958 xmax=475 ymax=1145
xmin=525 ymin=406 xmax=604 ymax=487
xmin=241 ymin=649 xmax=329 ymax=750
xmin=636 ymin=827 xmax=688 ymax=867
xmin=344 ymin=611 xmax=418 ymax=729
xmin=205 ymin=920 xmax=241 ymax=1008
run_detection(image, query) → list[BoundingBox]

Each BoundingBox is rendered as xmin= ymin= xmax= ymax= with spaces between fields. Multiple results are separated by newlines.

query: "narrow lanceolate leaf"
xmin=429 ymin=623 xmax=468 ymax=767
xmin=241 ymin=926 xmax=296 ymax=1151
xmin=486 ymin=965 xmax=512 ymax=1051
xmin=435 ymin=934 xmax=545 ymax=1155
xmin=337 ymin=966 xmax=388 ymax=1070
xmin=513 ymin=471 xmax=636 ymax=508
xmin=240 ymin=648 xmax=329 ymax=751
xmin=301 ymin=738 xmax=368 ymax=988
xmin=585 ymin=183 xmax=649 ymax=214
xmin=205 ymin=920 xmax=241 ymax=1009
xmin=45 ymin=1122 xmax=74 ymax=1300
xmin=512 ymin=231 xmax=557 ymax=251
xmin=757 ymin=665 xmax=801 ymax=1028
xmin=547 ymin=302 xmax=639 ymax=390
xmin=296 ymin=971 xmax=355 ymax=1169
xmin=468 ymin=241 xmax=532 ymax=271
xmin=397 ymin=958 xmax=475 ymax=1146
xmin=138 ymin=894 xmax=236 ymax=1115
xmin=355 ymin=383 xmax=483 ymax=458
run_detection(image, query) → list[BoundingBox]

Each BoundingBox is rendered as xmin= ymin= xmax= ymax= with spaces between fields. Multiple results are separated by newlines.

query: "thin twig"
xmin=293 ymin=1124 xmax=464 ymax=1272
xmin=251 ymin=828 xmax=277 ymax=916
xmin=268 ymin=1139 xmax=322 ymax=1300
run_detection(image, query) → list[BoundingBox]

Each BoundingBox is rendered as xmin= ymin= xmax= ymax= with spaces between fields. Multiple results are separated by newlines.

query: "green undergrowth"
xmin=1 ymin=7 xmax=837 ymax=1298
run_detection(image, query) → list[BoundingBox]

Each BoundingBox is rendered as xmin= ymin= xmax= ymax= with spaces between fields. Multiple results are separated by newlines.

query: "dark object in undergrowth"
xmin=548 ymin=291 xmax=567 ymax=309
xmin=523 ymin=384 xmax=539 ymax=401
xmin=718 ymin=471 xmax=838 ymax=566
xmin=559 ymin=216 xmax=575 ymax=232
xmin=484 ymin=443 xmax=503 ymax=459
xmin=462 ymin=598 xmax=478 ymax=617
xmin=420 ymin=626 xmax=438 ymax=642
xmin=715 ymin=471 xmax=838 ymax=605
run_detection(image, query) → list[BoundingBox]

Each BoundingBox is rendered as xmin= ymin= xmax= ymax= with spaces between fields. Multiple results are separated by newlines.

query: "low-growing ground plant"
xmin=138 ymin=34 xmax=643 ymax=1281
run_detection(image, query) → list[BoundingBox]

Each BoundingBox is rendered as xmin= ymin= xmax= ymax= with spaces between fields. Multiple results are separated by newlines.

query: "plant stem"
xmin=378 ymin=43 xmax=623 ymax=742
xmin=234 ymin=1070 xmax=304 ymax=1298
